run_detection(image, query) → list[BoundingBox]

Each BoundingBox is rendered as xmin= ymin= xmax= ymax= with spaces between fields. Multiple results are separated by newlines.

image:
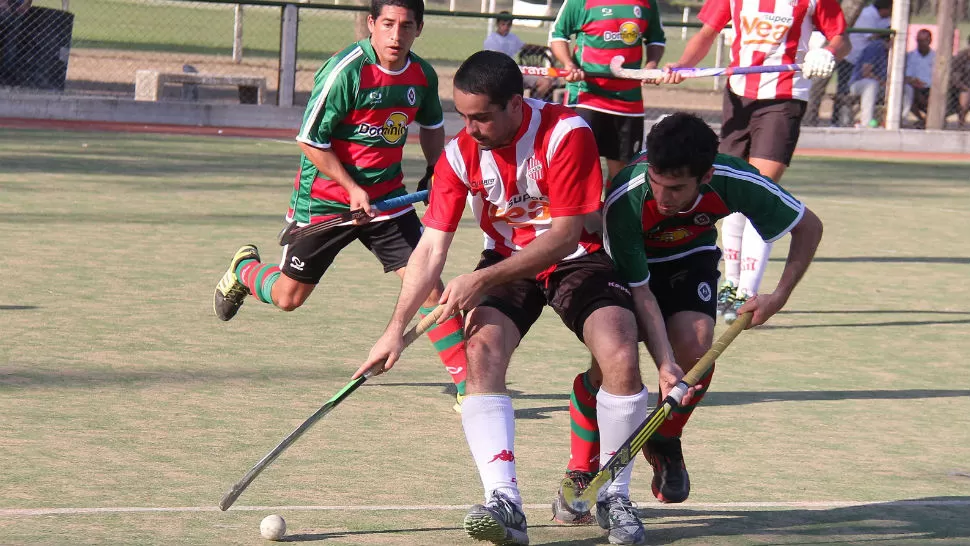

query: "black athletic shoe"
xmin=644 ymin=438 xmax=690 ymax=503
xmin=213 ymin=244 xmax=259 ymax=321
xmin=464 ymin=491 xmax=529 ymax=545
xmin=551 ymin=470 xmax=595 ymax=524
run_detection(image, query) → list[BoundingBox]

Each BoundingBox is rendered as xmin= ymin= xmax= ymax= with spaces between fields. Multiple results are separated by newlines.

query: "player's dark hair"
xmin=454 ymin=50 xmax=524 ymax=107
xmin=370 ymin=0 xmax=424 ymax=26
xmin=646 ymin=113 xmax=719 ymax=179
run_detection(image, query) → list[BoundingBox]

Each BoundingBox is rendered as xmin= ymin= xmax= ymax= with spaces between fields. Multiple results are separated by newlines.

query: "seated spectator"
xmin=951 ymin=35 xmax=970 ymax=127
xmin=833 ymin=0 xmax=892 ymax=126
xmin=849 ymin=34 xmax=913 ymax=127
xmin=483 ymin=11 xmax=556 ymax=100
xmin=904 ymin=29 xmax=935 ymax=127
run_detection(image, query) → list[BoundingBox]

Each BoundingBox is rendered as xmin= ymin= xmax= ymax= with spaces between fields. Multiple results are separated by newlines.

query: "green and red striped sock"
xmin=237 ymin=259 xmax=280 ymax=305
xmin=419 ymin=306 xmax=467 ymax=396
xmin=568 ymin=371 xmax=600 ymax=473
xmin=653 ymin=364 xmax=715 ymax=441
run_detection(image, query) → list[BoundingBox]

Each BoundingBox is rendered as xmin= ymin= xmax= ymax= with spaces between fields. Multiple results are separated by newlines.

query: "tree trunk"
xmin=927 ymin=0 xmax=956 ymax=128
xmin=803 ymin=0 xmax=869 ymax=125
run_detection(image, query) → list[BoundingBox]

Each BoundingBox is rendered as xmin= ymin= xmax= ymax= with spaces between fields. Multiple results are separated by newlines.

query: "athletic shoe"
xmin=644 ymin=438 xmax=690 ymax=503
xmin=551 ymin=470 xmax=595 ymax=525
xmin=463 ymin=491 xmax=529 ymax=545
xmin=715 ymin=280 xmax=737 ymax=319
xmin=213 ymin=244 xmax=259 ymax=321
xmin=723 ymin=290 xmax=749 ymax=325
xmin=453 ymin=392 xmax=464 ymax=414
xmin=595 ymin=493 xmax=645 ymax=545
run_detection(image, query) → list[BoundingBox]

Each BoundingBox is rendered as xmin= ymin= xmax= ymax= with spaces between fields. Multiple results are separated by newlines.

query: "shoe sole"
xmin=463 ymin=509 xmax=528 ymax=545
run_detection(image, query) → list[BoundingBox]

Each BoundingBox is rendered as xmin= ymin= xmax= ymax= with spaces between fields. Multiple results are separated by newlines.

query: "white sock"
xmin=596 ymin=386 xmax=649 ymax=500
xmin=721 ymin=212 xmax=745 ymax=285
xmin=461 ymin=394 xmax=521 ymax=505
xmin=739 ymin=218 xmax=772 ymax=296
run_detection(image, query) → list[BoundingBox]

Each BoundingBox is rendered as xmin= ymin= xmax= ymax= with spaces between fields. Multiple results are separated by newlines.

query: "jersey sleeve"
xmin=812 ymin=0 xmax=847 ymax=40
xmin=545 ymin=121 xmax=603 ymax=217
xmin=422 ymin=142 xmax=469 ymax=232
xmin=415 ymin=63 xmax=444 ymax=129
xmin=603 ymin=171 xmax=651 ymax=286
xmin=712 ymin=156 xmax=805 ymax=243
xmin=550 ymin=0 xmax=581 ymax=42
xmin=697 ymin=0 xmax=732 ymax=32
xmin=644 ymin=2 xmax=666 ymax=46
xmin=296 ymin=57 xmax=355 ymax=149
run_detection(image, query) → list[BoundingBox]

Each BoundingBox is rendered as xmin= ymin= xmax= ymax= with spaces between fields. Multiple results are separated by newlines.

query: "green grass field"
xmin=1 ymin=128 xmax=969 ymax=545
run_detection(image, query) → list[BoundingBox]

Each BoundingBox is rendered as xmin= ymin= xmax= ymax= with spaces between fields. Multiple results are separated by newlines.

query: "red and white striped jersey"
xmin=423 ymin=99 xmax=604 ymax=262
xmin=699 ymin=0 xmax=846 ymax=101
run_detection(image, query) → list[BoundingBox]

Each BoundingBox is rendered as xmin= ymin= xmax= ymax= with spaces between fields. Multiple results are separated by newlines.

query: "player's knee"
xmin=274 ymin=292 xmax=307 ymax=312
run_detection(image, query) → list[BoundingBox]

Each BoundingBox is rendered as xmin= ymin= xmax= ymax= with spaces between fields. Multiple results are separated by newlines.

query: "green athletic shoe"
xmin=213 ymin=244 xmax=259 ymax=321
xmin=715 ymin=280 xmax=737 ymax=319
xmin=723 ymin=290 xmax=749 ymax=325
xmin=453 ymin=392 xmax=464 ymax=414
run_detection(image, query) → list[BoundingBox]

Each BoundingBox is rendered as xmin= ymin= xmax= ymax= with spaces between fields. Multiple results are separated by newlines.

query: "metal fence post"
xmin=233 ymin=5 xmax=244 ymax=64
xmin=885 ymin=0 xmax=911 ymax=130
xmin=278 ymin=3 xmax=298 ymax=107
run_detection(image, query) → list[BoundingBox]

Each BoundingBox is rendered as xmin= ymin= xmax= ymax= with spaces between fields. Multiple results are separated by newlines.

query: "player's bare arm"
xmin=629 ymin=283 xmax=695 ymax=403
xmin=297 ymin=142 xmax=374 ymax=220
xmin=356 ymin=226 xmax=456 ymax=377
xmin=419 ymin=126 xmax=445 ymax=168
xmin=437 ymin=213 xmax=588 ymax=319
xmin=641 ymin=43 xmax=666 ymax=85
xmin=549 ymin=40 xmax=584 ymax=82
xmin=738 ymin=207 xmax=823 ymax=327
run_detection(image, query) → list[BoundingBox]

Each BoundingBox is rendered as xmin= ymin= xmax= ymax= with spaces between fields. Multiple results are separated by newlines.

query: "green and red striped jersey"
xmin=289 ymin=38 xmax=443 ymax=225
xmin=603 ymin=153 xmax=804 ymax=286
xmin=550 ymin=0 xmax=665 ymax=116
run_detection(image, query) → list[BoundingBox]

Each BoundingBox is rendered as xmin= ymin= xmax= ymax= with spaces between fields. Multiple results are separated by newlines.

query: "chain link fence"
xmin=3 ymin=0 xmax=969 ymax=127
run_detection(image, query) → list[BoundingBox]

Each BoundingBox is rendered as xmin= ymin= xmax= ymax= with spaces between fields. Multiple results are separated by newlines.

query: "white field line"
xmin=3 ymin=499 xmax=970 ymax=517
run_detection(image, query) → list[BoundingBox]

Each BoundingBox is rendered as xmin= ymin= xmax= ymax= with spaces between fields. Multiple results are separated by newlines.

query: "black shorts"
xmin=720 ymin=90 xmax=807 ymax=166
xmin=575 ymin=107 xmax=644 ymax=163
xmin=647 ymin=249 xmax=722 ymax=321
xmin=474 ymin=249 xmax=635 ymax=343
xmin=280 ymin=211 xmax=422 ymax=284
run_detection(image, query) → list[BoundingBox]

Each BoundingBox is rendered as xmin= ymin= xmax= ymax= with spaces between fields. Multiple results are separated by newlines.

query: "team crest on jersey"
xmin=407 ymin=87 xmax=417 ymax=106
xmin=633 ymin=6 xmax=641 ymax=17
xmin=693 ymin=213 xmax=712 ymax=226
xmin=604 ymin=21 xmax=641 ymax=46
xmin=526 ymin=156 xmax=543 ymax=184
xmin=357 ymin=111 xmax=409 ymax=144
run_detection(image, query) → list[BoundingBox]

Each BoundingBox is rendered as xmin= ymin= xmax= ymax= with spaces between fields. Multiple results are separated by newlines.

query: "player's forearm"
xmin=419 ymin=126 xmax=445 ymax=168
xmin=631 ymin=284 xmax=677 ymax=370
xmin=386 ymin=231 xmax=451 ymax=335
xmin=826 ymin=35 xmax=850 ymax=61
xmin=775 ymin=208 xmax=823 ymax=303
xmin=478 ymin=215 xmax=585 ymax=287
xmin=298 ymin=142 xmax=360 ymax=194
xmin=677 ymin=24 xmax=719 ymax=67
xmin=550 ymin=41 xmax=576 ymax=68
xmin=645 ymin=44 xmax=665 ymax=68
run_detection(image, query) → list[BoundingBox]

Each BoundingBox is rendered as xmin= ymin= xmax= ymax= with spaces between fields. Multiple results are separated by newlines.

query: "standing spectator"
xmin=832 ymin=0 xmax=892 ymax=126
xmin=0 ymin=0 xmax=32 ymax=86
xmin=484 ymin=11 xmax=555 ymax=100
xmin=950 ymin=35 xmax=970 ymax=127
xmin=905 ymin=28 xmax=935 ymax=127
xmin=848 ymin=34 xmax=913 ymax=127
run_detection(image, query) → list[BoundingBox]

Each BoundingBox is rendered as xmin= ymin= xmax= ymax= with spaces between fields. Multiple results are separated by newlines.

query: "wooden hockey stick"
xmin=218 ymin=306 xmax=445 ymax=511
xmin=561 ymin=312 xmax=753 ymax=513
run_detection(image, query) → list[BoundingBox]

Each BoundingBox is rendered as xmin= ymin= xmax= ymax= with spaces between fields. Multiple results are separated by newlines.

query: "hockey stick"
xmin=561 ymin=312 xmax=753 ymax=513
xmin=519 ymin=65 xmax=612 ymax=79
xmin=218 ymin=305 xmax=445 ymax=511
xmin=277 ymin=190 xmax=429 ymax=246
xmin=608 ymin=55 xmax=801 ymax=80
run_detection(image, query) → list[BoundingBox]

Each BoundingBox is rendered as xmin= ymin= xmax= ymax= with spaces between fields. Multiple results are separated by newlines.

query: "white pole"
xmin=885 ymin=0 xmax=911 ymax=130
xmin=450 ymin=0 xmax=456 ymax=11
xmin=61 ymin=0 xmax=70 ymax=10
xmin=279 ymin=4 xmax=298 ymax=107
xmin=682 ymin=7 xmax=689 ymax=40
xmin=486 ymin=0 xmax=497 ymax=38
xmin=233 ymin=5 xmax=244 ymax=64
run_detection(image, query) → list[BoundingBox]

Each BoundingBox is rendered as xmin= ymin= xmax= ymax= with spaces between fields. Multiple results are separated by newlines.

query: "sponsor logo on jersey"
xmin=740 ymin=13 xmax=793 ymax=46
xmin=633 ymin=5 xmax=641 ymax=17
xmin=693 ymin=213 xmax=712 ymax=226
xmin=369 ymin=90 xmax=383 ymax=103
xmin=407 ymin=86 xmax=417 ymax=106
xmin=487 ymin=194 xmax=551 ymax=226
xmin=647 ymin=227 xmax=692 ymax=243
xmin=357 ymin=111 xmax=409 ymax=144
xmin=604 ymin=21 xmax=641 ymax=45
xmin=601 ymin=7 xmax=613 ymax=15
xmin=697 ymin=281 xmax=712 ymax=302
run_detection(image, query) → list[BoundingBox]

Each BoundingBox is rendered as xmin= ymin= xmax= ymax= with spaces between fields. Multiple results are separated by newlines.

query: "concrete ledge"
xmin=795 ymin=126 xmax=970 ymax=155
